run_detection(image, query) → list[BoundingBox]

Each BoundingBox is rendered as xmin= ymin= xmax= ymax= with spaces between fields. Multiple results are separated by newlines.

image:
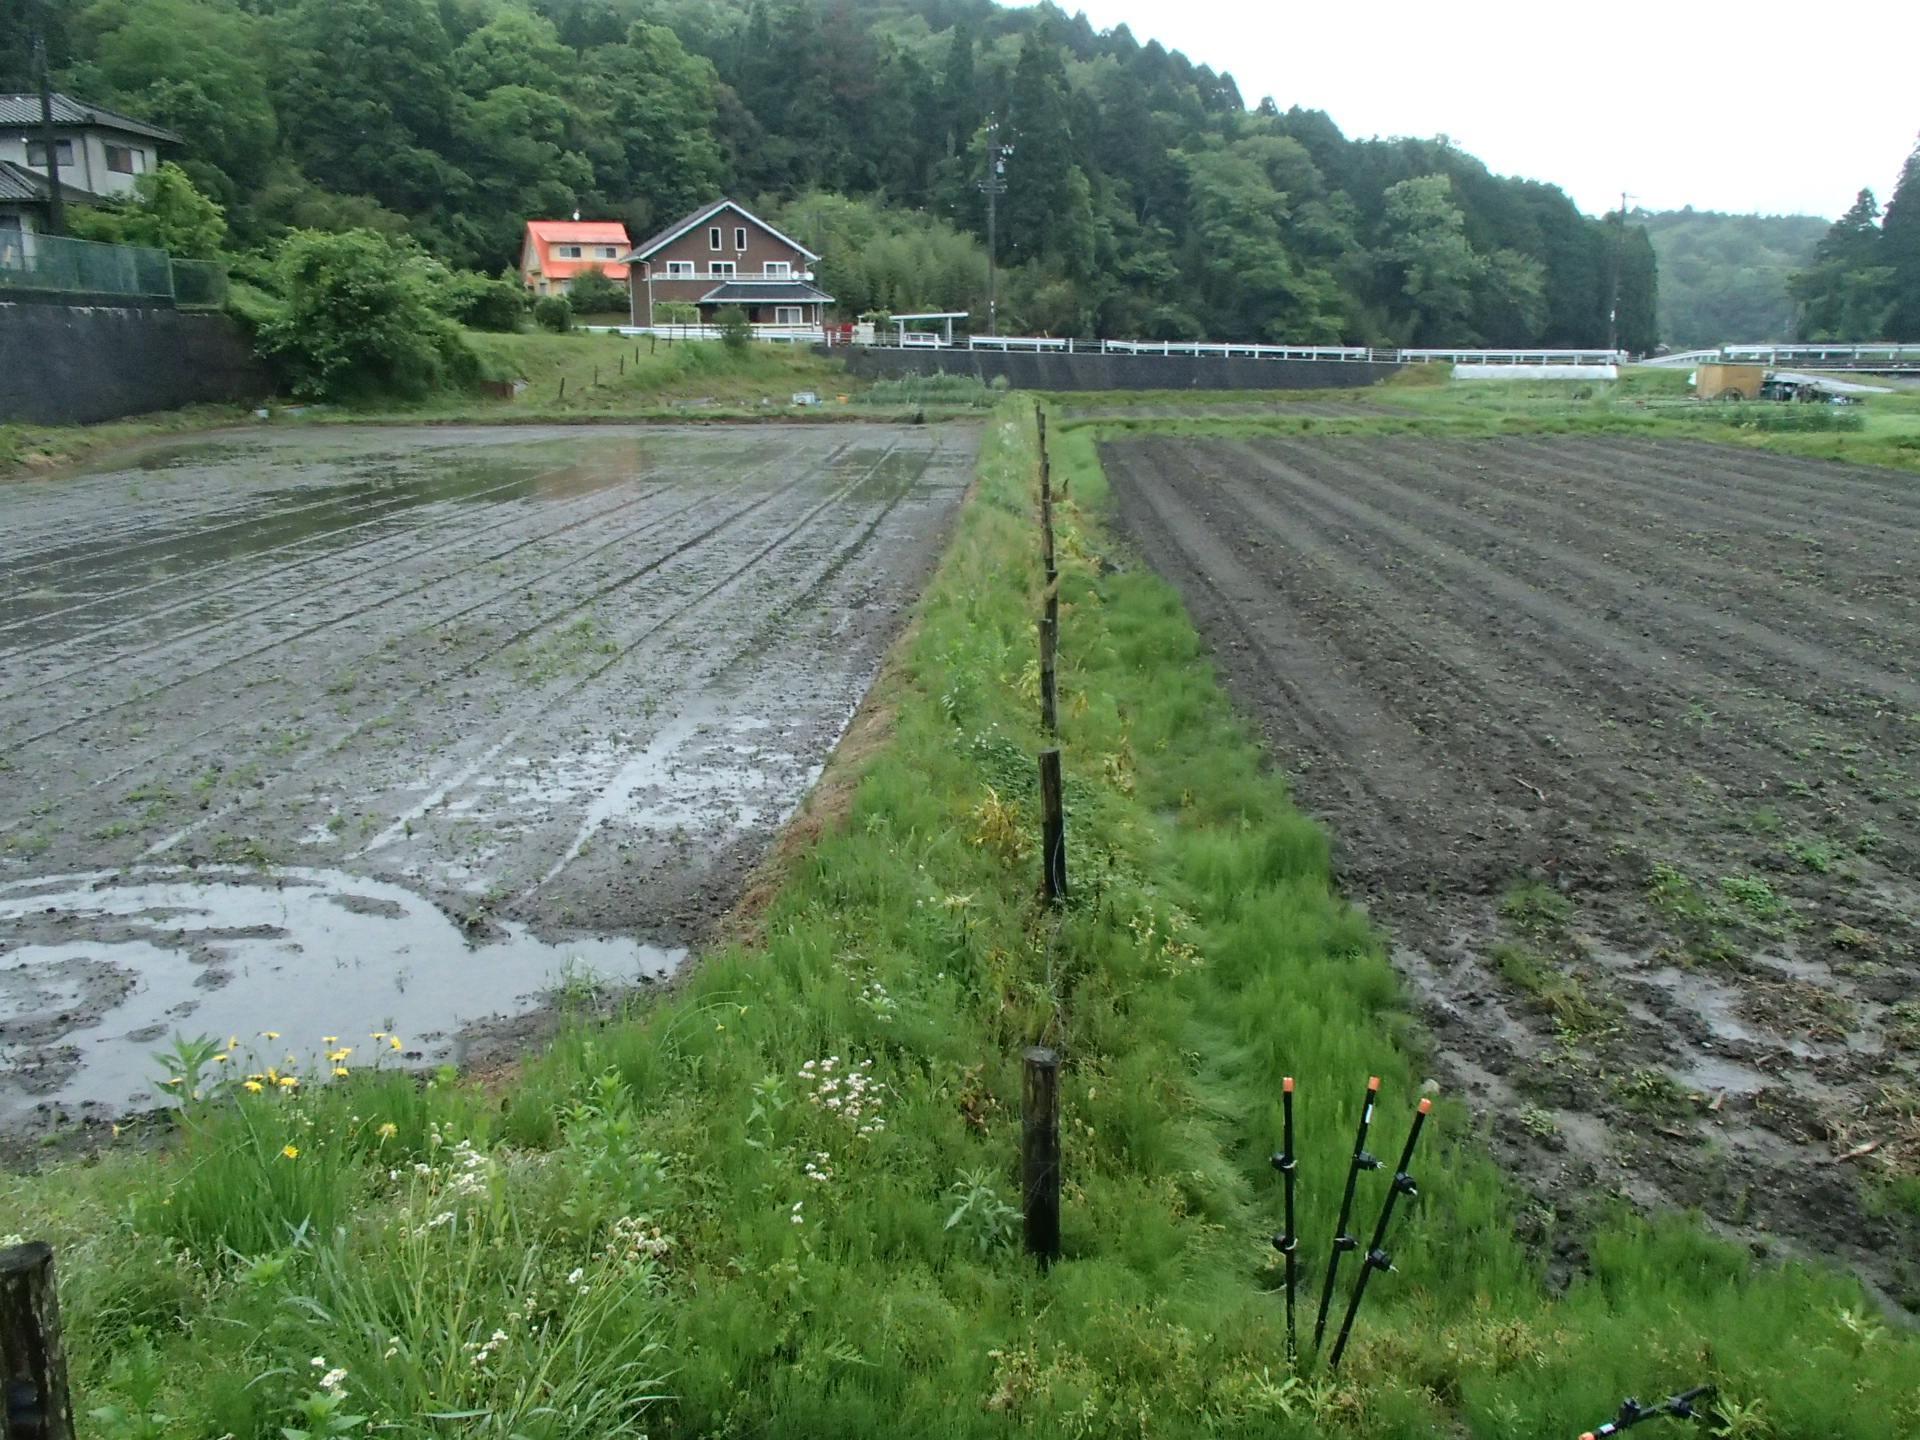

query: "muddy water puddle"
xmin=0 ymin=422 xmax=979 ymax=1127
xmin=0 ymin=867 xmax=680 ymax=1116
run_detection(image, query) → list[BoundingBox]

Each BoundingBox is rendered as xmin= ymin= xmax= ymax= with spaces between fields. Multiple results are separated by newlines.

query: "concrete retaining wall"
xmin=827 ymin=346 xmax=1399 ymax=391
xmin=0 ymin=300 xmax=269 ymax=425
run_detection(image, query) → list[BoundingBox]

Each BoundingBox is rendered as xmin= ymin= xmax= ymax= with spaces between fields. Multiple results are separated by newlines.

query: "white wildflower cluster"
xmin=797 ymin=1056 xmax=885 ymax=1137
xmin=309 ymin=1357 xmax=348 ymax=1395
xmin=789 ymin=1200 xmax=805 ymax=1225
xmin=466 ymin=1328 xmax=509 ymax=1369
xmin=857 ymin=980 xmax=897 ymax=1023
xmin=604 ymin=1215 xmax=673 ymax=1267
xmin=802 ymin=1152 xmax=834 ymax=1183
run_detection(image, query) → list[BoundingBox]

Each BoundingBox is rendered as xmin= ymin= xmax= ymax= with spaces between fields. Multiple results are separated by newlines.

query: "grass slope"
xmin=3 ymin=400 xmax=1915 ymax=1439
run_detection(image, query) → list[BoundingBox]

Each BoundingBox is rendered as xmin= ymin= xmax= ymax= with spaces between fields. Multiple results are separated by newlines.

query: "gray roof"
xmin=0 ymin=94 xmax=182 ymax=144
xmin=0 ymin=159 xmax=101 ymax=205
xmin=624 ymin=198 xmax=820 ymax=264
xmin=699 ymin=280 xmax=835 ymax=305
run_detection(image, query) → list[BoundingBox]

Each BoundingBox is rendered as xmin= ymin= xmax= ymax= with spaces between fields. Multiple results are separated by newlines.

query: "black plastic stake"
xmin=1022 ymin=1047 xmax=1061 ymax=1263
xmin=1269 ymin=1076 xmax=1299 ymax=1365
xmin=1329 ymin=1096 xmax=1433 ymax=1369
xmin=1312 ymin=1075 xmax=1381 ymax=1355
xmin=1039 ymin=748 xmax=1066 ymax=904
xmin=0 ymin=1241 xmax=74 ymax=1440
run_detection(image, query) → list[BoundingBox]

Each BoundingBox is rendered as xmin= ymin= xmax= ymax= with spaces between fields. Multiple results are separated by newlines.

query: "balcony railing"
xmin=0 ymin=231 xmax=228 ymax=307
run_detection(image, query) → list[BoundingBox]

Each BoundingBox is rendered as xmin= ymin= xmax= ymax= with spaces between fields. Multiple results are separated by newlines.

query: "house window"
xmin=26 ymin=139 xmax=75 ymax=168
xmin=709 ymin=261 xmax=735 ymax=277
xmin=595 ymin=246 xmax=619 ymax=259
xmin=709 ymin=226 xmax=722 ymax=250
xmin=557 ymin=245 xmax=583 ymax=259
xmin=774 ymin=306 xmax=802 ymax=325
xmin=762 ymin=261 xmax=790 ymax=278
xmin=665 ymin=261 xmax=694 ymax=277
xmin=734 ymin=227 xmax=747 ymax=251
xmin=106 ymin=144 xmax=141 ymax=174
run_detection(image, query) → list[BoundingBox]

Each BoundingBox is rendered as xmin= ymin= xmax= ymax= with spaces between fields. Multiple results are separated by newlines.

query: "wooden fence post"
xmin=1022 ymin=1047 xmax=1061 ymax=1263
xmin=1039 ymin=747 xmax=1066 ymax=904
xmin=0 ymin=1242 xmax=74 ymax=1440
xmin=1039 ymin=609 xmax=1058 ymax=734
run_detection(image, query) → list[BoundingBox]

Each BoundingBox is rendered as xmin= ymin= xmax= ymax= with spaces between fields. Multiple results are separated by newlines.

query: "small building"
xmin=0 ymin=93 xmax=180 ymax=234
xmin=616 ymin=198 xmax=832 ymax=331
xmin=519 ymin=220 xmax=632 ymax=297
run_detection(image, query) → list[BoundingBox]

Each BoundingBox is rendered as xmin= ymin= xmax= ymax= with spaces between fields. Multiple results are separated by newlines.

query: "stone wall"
xmin=827 ymin=346 xmax=1399 ymax=391
xmin=0 ymin=299 xmax=269 ymax=425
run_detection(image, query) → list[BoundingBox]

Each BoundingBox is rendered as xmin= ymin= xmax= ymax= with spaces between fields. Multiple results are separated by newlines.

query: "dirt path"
xmin=1103 ymin=432 xmax=1920 ymax=1311
xmin=0 ymin=423 xmax=977 ymax=1127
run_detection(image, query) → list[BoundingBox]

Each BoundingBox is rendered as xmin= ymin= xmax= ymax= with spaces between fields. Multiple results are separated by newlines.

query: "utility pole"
xmin=1608 ymin=188 xmax=1631 ymax=357
xmin=34 ymin=31 xmax=65 ymax=235
xmin=977 ymin=118 xmax=1011 ymax=337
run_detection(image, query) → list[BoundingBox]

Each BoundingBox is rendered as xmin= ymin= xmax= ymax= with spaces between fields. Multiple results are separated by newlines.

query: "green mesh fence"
xmin=0 ymin=230 xmax=224 ymax=305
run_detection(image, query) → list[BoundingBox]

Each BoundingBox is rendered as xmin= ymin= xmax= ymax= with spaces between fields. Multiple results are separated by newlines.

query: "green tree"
xmin=1789 ymin=189 xmax=1895 ymax=340
xmin=257 ymin=229 xmax=476 ymax=400
xmin=1380 ymin=173 xmax=1486 ymax=343
xmin=715 ymin=303 xmax=751 ymax=353
xmin=67 ymin=162 xmax=227 ymax=257
xmin=1880 ymin=137 xmax=1920 ymax=340
xmin=68 ymin=0 xmax=278 ymax=202
xmin=580 ymin=23 xmax=726 ymax=224
xmin=565 ymin=265 xmax=628 ymax=314
xmin=271 ymin=0 xmax=469 ymax=223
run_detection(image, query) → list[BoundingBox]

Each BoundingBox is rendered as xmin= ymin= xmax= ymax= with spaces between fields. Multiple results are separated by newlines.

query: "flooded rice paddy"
xmin=0 ymin=423 xmax=977 ymax=1126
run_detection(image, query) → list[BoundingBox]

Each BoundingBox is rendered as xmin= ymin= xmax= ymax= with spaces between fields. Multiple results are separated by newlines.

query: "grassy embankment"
xmin=4 ymin=398 xmax=1918 ymax=1440
xmin=1059 ymin=364 xmax=1920 ymax=475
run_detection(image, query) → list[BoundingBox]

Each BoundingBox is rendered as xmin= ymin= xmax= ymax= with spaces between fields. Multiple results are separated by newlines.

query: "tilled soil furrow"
xmin=1103 ymin=431 xmax=1920 ymax=1312
xmin=1251 ymin=437 xmax=1920 ymax=713
xmin=0 ymin=438 xmax=858 ymax=755
xmin=1367 ymin=437 xmax=1920 ymax=659
xmin=0 ymin=452 xmax=663 ymax=650
xmin=132 ymin=440 xmax=914 ymax=869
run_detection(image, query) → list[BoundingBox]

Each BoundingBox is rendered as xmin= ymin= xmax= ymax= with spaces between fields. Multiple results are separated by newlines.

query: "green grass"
xmin=4 ymin=398 xmax=1916 ymax=1438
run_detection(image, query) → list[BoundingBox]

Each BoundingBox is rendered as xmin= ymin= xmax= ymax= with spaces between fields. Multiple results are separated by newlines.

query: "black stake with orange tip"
xmin=1329 ymin=1095 xmax=1433 ymax=1368
xmin=1269 ymin=1077 xmax=1299 ymax=1364
xmin=1578 ymin=1386 xmax=1715 ymax=1438
xmin=1312 ymin=1075 xmax=1380 ymax=1355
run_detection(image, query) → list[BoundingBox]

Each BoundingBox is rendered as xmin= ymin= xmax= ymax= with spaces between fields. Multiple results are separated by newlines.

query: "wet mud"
xmin=1104 ymin=433 xmax=1920 ymax=1310
xmin=0 ymin=423 xmax=977 ymax=1127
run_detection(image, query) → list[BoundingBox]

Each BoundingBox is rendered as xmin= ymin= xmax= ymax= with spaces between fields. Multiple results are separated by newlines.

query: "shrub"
xmin=435 ymin=270 xmax=527 ymax=332
xmin=532 ymin=294 xmax=573 ymax=333
xmin=565 ymin=266 xmax=628 ymax=314
xmin=66 ymin=162 xmax=227 ymax=258
xmin=256 ymin=228 xmax=477 ymax=402
xmin=715 ymin=304 xmax=750 ymax=353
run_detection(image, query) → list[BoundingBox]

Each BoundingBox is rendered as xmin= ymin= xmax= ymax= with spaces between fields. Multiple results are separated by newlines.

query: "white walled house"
xmin=0 ymin=93 xmax=180 ymax=234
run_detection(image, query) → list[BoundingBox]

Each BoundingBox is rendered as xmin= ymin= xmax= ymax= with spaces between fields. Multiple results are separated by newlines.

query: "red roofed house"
xmin=519 ymin=220 xmax=631 ymax=297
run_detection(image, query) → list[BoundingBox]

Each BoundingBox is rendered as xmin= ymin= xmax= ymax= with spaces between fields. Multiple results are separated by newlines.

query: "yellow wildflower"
xmin=322 ymin=1036 xmax=338 ymax=1045
xmin=282 ymin=1145 xmax=299 ymax=1159
xmin=332 ymin=1067 xmax=349 ymax=1078
xmin=389 ymin=1037 xmax=403 ymax=1050
xmin=244 ymin=1081 xmax=263 ymax=1093
xmin=278 ymin=1077 xmax=299 ymax=1089
xmin=377 ymin=1122 xmax=397 ymax=1140
xmin=262 ymin=1031 xmax=280 ymax=1039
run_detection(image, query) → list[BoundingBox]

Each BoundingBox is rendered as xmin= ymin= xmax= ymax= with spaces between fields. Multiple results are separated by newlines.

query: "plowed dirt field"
xmin=1104 ymin=432 xmax=1920 ymax=1309
xmin=1 ymin=423 xmax=976 ymax=1127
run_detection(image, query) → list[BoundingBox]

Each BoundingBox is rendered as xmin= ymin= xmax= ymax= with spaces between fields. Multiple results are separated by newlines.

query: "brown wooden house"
xmin=616 ymin=198 xmax=832 ymax=331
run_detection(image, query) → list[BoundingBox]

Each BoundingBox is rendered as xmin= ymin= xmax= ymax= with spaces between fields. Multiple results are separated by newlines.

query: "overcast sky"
xmin=1017 ymin=0 xmax=1920 ymax=221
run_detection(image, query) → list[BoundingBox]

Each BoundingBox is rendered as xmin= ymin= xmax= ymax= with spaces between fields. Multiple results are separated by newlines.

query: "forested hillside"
xmin=3 ymin=0 xmax=1657 ymax=347
xmin=1637 ymin=209 xmax=1828 ymax=348
xmin=1787 ymin=141 xmax=1920 ymax=342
